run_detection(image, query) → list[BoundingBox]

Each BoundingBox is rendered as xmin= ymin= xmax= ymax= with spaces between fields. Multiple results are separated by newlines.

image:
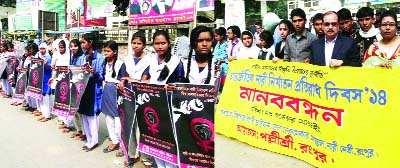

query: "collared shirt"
xmin=226 ymin=38 xmax=242 ymax=59
xmin=324 ymin=36 xmax=338 ymax=66
xmin=284 ymin=30 xmax=318 ymax=62
xmin=254 ymin=31 xmax=261 ymax=45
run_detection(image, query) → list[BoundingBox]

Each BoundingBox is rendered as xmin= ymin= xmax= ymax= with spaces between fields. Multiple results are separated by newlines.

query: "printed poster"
xmin=133 ymin=82 xmax=178 ymax=165
xmin=52 ymin=66 xmax=71 ymax=117
xmin=171 ymin=83 xmax=216 ymax=168
xmin=7 ymin=61 xmax=16 ymax=85
xmin=26 ymin=58 xmax=44 ymax=99
xmin=69 ymin=65 xmax=90 ymax=119
xmin=12 ymin=68 xmax=28 ymax=103
xmin=117 ymin=87 xmax=137 ymax=162
xmin=129 ymin=0 xmax=195 ymax=25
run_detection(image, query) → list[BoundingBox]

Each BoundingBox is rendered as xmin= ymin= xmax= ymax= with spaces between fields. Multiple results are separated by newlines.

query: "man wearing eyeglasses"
xmin=354 ymin=7 xmax=382 ymax=61
xmin=310 ymin=11 xmax=361 ymax=67
xmin=337 ymin=8 xmax=357 ymax=39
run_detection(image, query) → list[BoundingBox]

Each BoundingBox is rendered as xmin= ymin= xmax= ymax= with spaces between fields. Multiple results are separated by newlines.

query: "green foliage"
xmin=244 ymin=0 xmax=288 ymax=20
xmin=268 ymin=0 xmax=288 ymax=19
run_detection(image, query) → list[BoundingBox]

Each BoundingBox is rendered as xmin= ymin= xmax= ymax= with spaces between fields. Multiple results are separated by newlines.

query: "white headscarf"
xmin=38 ymin=43 xmax=49 ymax=59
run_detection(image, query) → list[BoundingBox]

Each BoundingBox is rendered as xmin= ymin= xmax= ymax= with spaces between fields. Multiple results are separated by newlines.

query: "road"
xmin=0 ymin=97 xmax=314 ymax=168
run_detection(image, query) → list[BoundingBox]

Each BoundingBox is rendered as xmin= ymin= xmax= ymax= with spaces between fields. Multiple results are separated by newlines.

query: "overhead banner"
xmin=69 ymin=66 xmax=90 ymax=119
xmin=86 ymin=0 xmax=114 ymax=19
xmin=224 ymin=0 xmax=245 ymax=32
xmin=15 ymin=0 xmax=35 ymax=30
xmin=52 ymin=66 xmax=71 ymax=117
xmin=172 ymin=83 xmax=216 ymax=168
xmin=66 ymin=0 xmax=85 ymax=28
xmin=12 ymin=68 xmax=28 ymax=103
xmin=133 ymin=83 xmax=178 ymax=165
xmin=26 ymin=58 xmax=44 ymax=99
xmin=216 ymin=60 xmax=399 ymax=168
xmin=129 ymin=0 xmax=195 ymax=25
xmin=117 ymin=87 xmax=137 ymax=162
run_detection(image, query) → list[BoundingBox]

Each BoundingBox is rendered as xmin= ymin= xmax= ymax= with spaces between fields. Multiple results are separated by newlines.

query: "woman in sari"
xmin=363 ymin=10 xmax=400 ymax=68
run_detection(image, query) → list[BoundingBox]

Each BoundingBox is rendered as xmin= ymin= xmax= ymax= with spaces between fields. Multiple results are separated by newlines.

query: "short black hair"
xmin=356 ymin=7 xmax=374 ymax=19
xmin=259 ymin=30 xmax=274 ymax=48
xmin=255 ymin=21 xmax=262 ymax=27
xmin=312 ymin=13 xmax=323 ymax=23
xmin=291 ymin=8 xmax=306 ymax=20
xmin=241 ymin=31 xmax=253 ymax=41
xmin=227 ymin=25 xmax=241 ymax=38
xmin=215 ymin=27 xmax=227 ymax=39
xmin=380 ymin=10 xmax=397 ymax=25
xmin=279 ymin=19 xmax=295 ymax=34
xmin=337 ymin=8 xmax=352 ymax=21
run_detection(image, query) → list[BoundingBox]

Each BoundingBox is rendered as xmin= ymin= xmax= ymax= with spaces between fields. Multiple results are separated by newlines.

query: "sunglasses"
xmin=323 ymin=22 xmax=338 ymax=27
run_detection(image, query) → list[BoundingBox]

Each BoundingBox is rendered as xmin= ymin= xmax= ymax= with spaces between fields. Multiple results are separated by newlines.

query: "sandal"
xmin=39 ymin=118 xmax=50 ymax=122
xmin=58 ymin=124 xmax=68 ymax=129
xmin=123 ymin=157 xmax=140 ymax=167
xmin=78 ymin=135 xmax=86 ymax=141
xmin=62 ymin=128 xmax=72 ymax=133
xmin=37 ymin=116 xmax=45 ymax=121
xmin=116 ymin=150 xmax=124 ymax=157
xmin=103 ymin=144 xmax=119 ymax=153
xmin=70 ymin=132 xmax=81 ymax=138
xmin=85 ymin=144 xmax=98 ymax=152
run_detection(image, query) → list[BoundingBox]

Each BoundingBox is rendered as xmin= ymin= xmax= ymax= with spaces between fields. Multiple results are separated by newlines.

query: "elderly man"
xmin=310 ymin=11 xmax=361 ymax=67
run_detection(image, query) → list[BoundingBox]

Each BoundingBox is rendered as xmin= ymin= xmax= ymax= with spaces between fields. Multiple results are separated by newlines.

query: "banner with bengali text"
xmin=128 ymin=0 xmax=195 ymax=25
xmin=216 ymin=59 xmax=399 ymax=168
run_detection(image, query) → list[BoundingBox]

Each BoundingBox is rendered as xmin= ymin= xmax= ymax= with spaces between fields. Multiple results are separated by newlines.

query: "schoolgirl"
xmin=117 ymin=31 xmax=153 ymax=167
xmin=68 ymin=39 xmax=86 ymax=141
xmin=34 ymin=43 xmax=52 ymax=122
xmin=141 ymin=30 xmax=184 ymax=168
xmin=101 ymin=40 xmax=123 ymax=153
xmin=75 ymin=33 xmax=104 ymax=152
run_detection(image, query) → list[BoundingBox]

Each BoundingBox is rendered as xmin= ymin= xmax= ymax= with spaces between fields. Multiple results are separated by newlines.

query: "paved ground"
xmin=0 ymin=97 xmax=314 ymax=168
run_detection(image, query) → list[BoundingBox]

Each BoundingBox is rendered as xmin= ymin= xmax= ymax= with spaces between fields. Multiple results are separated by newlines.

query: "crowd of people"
xmin=0 ymin=5 xmax=398 ymax=168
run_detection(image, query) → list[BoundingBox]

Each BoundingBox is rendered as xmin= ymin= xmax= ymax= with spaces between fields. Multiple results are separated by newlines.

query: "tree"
xmin=113 ymin=0 xmax=129 ymax=16
xmin=267 ymin=0 xmax=288 ymax=19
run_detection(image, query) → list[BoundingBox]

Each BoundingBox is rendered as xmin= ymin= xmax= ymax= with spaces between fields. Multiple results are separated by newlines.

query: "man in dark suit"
xmin=152 ymin=0 xmax=171 ymax=14
xmin=310 ymin=11 xmax=361 ymax=67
